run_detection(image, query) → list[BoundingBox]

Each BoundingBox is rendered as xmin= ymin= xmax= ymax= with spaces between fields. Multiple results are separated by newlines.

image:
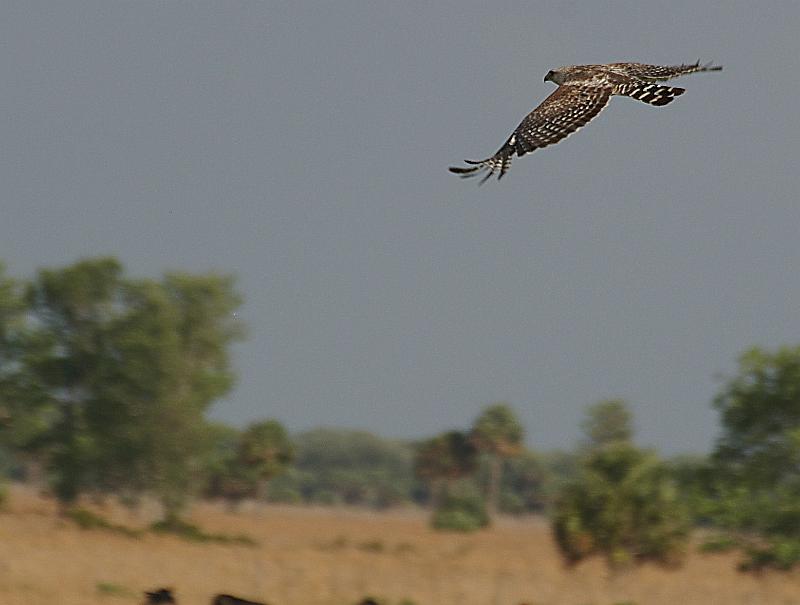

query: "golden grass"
xmin=1 ymin=485 xmax=799 ymax=605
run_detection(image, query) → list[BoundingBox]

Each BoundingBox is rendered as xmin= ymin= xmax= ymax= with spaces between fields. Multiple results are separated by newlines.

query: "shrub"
xmin=551 ymin=443 xmax=689 ymax=568
xmin=432 ymin=509 xmax=483 ymax=532
xmin=431 ymin=481 xmax=489 ymax=532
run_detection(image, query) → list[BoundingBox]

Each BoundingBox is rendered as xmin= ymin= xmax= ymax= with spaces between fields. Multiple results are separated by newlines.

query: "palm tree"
xmin=238 ymin=420 xmax=294 ymax=503
xmin=470 ymin=403 xmax=524 ymax=516
xmin=414 ymin=430 xmax=477 ymax=508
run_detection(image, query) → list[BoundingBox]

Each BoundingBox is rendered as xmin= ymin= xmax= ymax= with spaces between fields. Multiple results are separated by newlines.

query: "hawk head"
xmin=543 ymin=69 xmax=566 ymax=85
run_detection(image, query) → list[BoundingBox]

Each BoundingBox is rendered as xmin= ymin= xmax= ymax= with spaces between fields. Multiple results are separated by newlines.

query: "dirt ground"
xmin=1 ymin=485 xmax=799 ymax=605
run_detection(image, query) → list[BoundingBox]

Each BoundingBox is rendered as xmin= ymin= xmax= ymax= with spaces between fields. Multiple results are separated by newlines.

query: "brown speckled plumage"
xmin=449 ymin=61 xmax=722 ymax=184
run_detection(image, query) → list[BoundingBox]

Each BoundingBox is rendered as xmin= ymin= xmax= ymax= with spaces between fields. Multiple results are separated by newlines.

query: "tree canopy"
xmin=581 ymin=398 xmax=633 ymax=449
xmin=16 ymin=257 xmax=244 ymax=517
xmin=470 ymin=402 xmax=524 ymax=515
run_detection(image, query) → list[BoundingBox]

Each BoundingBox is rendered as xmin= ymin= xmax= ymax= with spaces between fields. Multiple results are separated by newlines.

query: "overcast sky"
xmin=1 ymin=2 xmax=798 ymax=454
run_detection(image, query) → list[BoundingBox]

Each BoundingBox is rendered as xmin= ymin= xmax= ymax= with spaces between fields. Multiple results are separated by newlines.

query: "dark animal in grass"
xmin=143 ymin=588 xmax=176 ymax=604
xmin=211 ymin=594 xmax=267 ymax=605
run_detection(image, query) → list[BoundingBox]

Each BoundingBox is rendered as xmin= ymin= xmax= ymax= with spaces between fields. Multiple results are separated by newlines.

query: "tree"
xmin=709 ymin=346 xmax=800 ymax=569
xmin=293 ymin=428 xmax=415 ymax=508
xmin=26 ymin=257 xmax=125 ymax=507
xmin=581 ymin=398 xmax=633 ymax=450
xmin=238 ymin=420 xmax=294 ymax=502
xmin=24 ymin=258 xmax=244 ymax=519
xmin=414 ymin=430 xmax=477 ymax=509
xmin=470 ymin=403 xmax=524 ymax=515
xmin=139 ymin=271 xmax=244 ymax=520
xmin=0 ymin=263 xmax=47 ymax=487
xmin=202 ymin=422 xmax=253 ymax=508
xmin=552 ymin=442 xmax=689 ymax=569
xmin=0 ymin=262 xmax=24 ymax=424
xmin=499 ymin=450 xmax=548 ymax=514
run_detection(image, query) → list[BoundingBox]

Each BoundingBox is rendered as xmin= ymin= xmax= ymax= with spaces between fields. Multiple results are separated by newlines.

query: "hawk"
xmin=449 ymin=61 xmax=722 ymax=184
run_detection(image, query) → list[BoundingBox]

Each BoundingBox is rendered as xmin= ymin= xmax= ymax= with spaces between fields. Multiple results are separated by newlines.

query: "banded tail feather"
xmin=622 ymin=83 xmax=685 ymax=106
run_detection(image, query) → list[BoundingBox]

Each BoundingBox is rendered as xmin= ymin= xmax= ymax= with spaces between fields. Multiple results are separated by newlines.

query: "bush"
xmin=695 ymin=482 xmax=800 ymax=570
xmin=268 ymin=484 xmax=302 ymax=504
xmin=431 ymin=481 xmax=489 ymax=532
xmin=740 ymin=539 xmax=800 ymax=571
xmin=699 ymin=534 xmax=738 ymax=553
xmin=432 ymin=509 xmax=484 ymax=532
xmin=551 ymin=443 xmax=689 ymax=568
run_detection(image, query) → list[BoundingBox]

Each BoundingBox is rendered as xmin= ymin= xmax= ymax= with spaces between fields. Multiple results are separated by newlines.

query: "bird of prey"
xmin=449 ymin=61 xmax=722 ymax=184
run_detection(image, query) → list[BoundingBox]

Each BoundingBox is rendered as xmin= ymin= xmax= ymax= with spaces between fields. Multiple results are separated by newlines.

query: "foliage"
xmin=581 ymin=399 xmax=633 ymax=449
xmin=666 ymin=455 xmax=719 ymax=526
xmin=238 ymin=419 xmax=294 ymax=500
xmin=431 ymin=480 xmax=489 ymax=532
xmin=698 ymin=534 xmax=738 ymax=553
xmin=471 ymin=403 xmax=525 ymax=457
xmin=707 ymin=346 xmax=800 ymax=570
xmin=432 ymin=509 xmax=483 ymax=532
xmin=0 ymin=263 xmax=49 ymax=458
xmin=713 ymin=347 xmax=800 ymax=488
xmin=414 ymin=430 xmax=478 ymax=509
xmin=293 ymin=429 xmax=415 ymax=508
xmin=25 ymin=258 xmax=126 ymax=504
xmin=19 ymin=257 xmax=243 ymax=519
xmin=470 ymin=403 xmax=524 ymax=515
xmin=552 ymin=442 xmax=689 ymax=568
xmin=200 ymin=422 xmax=250 ymax=503
xmin=497 ymin=450 xmax=549 ymax=513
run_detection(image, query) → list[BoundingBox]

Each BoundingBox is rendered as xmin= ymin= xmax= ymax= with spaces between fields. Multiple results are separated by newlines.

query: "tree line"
xmin=1 ymin=258 xmax=800 ymax=570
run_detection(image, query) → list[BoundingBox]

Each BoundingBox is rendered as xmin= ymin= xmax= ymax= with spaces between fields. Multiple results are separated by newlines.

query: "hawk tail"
xmin=448 ymin=147 xmax=514 ymax=184
xmin=621 ymin=83 xmax=685 ymax=106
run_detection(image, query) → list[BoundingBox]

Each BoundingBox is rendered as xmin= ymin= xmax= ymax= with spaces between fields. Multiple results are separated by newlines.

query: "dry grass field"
xmin=1 ymin=485 xmax=799 ymax=605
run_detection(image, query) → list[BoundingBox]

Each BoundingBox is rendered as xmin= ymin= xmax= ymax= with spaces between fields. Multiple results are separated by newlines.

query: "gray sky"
xmin=2 ymin=2 xmax=798 ymax=454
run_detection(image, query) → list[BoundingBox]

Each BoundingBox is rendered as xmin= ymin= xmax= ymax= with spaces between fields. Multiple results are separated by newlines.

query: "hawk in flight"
xmin=449 ymin=61 xmax=722 ymax=184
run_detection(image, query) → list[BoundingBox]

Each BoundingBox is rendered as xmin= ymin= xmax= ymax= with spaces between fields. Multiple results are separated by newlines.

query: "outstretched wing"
xmin=449 ymin=84 xmax=612 ymax=184
xmin=608 ymin=60 xmax=722 ymax=82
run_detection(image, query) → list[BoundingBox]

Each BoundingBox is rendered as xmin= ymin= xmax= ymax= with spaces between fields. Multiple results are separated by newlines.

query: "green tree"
xmin=499 ymin=450 xmax=548 ymax=514
xmin=0 ymin=262 xmax=24 ymax=424
xmin=143 ymin=271 xmax=244 ymax=520
xmin=292 ymin=428 xmax=414 ymax=508
xmin=238 ymin=419 xmax=294 ymax=502
xmin=414 ymin=430 xmax=477 ymax=509
xmin=202 ymin=422 xmax=252 ymax=507
xmin=26 ymin=258 xmax=124 ymax=507
xmin=0 ymin=263 xmax=47 ymax=486
xmin=581 ymin=398 xmax=633 ymax=449
xmin=552 ymin=442 xmax=689 ymax=569
xmin=709 ymin=346 xmax=800 ymax=569
xmin=24 ymin=259 xmax=244 ymax=519
xmin=470 ymin=403 xmax=524 ymax=516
